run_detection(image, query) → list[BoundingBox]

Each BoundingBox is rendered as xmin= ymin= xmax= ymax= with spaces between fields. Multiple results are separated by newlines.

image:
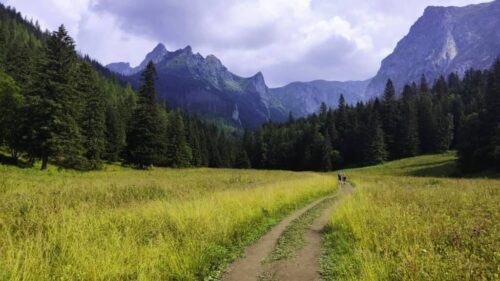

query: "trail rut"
xmin=222 ymin=195 xmax=333 ymax=281
xmin=267 ymin=184 xmax=352 ymax=281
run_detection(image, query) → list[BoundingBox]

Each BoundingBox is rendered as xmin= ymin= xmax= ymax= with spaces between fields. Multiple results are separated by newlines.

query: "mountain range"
xmin=107 ymin=0 xmax=500 ymax=128
xmin=109 ymin=44 xmax=286 ymax=129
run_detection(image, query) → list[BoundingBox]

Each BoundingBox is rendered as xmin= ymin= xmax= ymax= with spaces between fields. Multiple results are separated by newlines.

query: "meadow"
xmin=322 ymin=153 xmax=500 ymax=280
xmin=0 ymin=164 xmax=335 ymax=280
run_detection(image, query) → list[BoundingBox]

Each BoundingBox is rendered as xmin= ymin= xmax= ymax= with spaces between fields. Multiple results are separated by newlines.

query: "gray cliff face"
xmin=270 ymin=80 xmax=370 ymax=117
xmin=366 ymin=0 xmax=500 ymax=97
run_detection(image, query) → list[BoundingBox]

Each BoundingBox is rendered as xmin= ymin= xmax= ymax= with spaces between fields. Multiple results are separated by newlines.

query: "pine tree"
xmin=398 ymin=85 xmax=419 ymax=157
xmin=320 ymin=133 xmax=333 ymax=171
xmin=5 ymin=41 xmax=34 ymax=92
xmin=457 ymin=113 xmax=482 ymax=171
xmin=78 ymin=62 xmax=106 ymax=169
xmin=420 ymin=74 xmax=429 ymax=93
xmin=185 ymin=117 xmax=203 ymax=167
xmin=363 ymin=112 xmax=387 ymax=165
xmin=166 ymin=111 xmax=191 ymax=167
xmin=417 ymin=95 xmax=439 ymax=153
xmin=319 ymin=102 xmax=328 ymax=122
xmin=447 ymin=72 xmax=461 ymax=94
xmin=27 ymin=25 xmax=86 ymax=170
xmin=381 ymin=79 xmax=400 ymax=159
xmin=125 ymin=61 xmax=164 ymax=168
xmin=433 ymin=75 xmax=448 ymax=100
xmin=103 ymin=104 xmax=124 ymax=162
xmin=481 ymin=59 xmax=500 ymax=166
xmin=0 ymin=69 xmax=23 ymax=159
xmin=336 ymin=94 xmax=348 ymax=135
xmin=436 ymin=113 xmax=453 ymax=152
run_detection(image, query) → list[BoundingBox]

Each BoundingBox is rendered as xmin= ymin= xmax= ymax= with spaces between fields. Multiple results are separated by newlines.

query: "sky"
xmin=2 ymin=0 xmax=488 ymax=87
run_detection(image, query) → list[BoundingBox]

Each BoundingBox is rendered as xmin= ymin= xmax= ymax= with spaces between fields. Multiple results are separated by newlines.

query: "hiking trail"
xmin=222 ymin=183 xmax=353 ymax=281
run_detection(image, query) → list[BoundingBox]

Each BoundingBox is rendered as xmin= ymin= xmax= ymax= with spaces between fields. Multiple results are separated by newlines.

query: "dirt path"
xmin=269 ymin=184 xmax=353 ymax=281
xmin=222 ymin=195 xmax=334 ymax=281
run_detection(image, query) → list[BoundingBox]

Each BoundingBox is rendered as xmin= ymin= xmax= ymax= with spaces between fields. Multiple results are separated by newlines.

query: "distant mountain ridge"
xmin=108 ymin=44 xmax=287 ymax=128
xmin=270 ymin=80 xmax=370 ymax=118
xmin=107 ymin=44 xmax=371 ymax=126
xmin=366 ymin=0 xmax=500 ymax=96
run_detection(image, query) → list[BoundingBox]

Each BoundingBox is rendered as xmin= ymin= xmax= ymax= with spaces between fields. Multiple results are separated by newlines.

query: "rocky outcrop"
xmin=366 ymin=0 xmax=500 ymax=97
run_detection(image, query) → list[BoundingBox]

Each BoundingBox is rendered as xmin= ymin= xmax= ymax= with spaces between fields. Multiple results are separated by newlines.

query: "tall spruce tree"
xmin=417 ymin=94 xmax=439 ymax=153
xmin=398 ymin=85 xmax=419 ymax=157
xmin=436 ymin=112 xmax=453 ymax=152
xmin=381 ymin=79 xmax=400 ymax=159
xmin=0 ymin=69 xmax=23 ymax=159
xmin=28 ymin=25 xmax=86 ymax=170
xmin=362 ymin=112 xmax=387 ymax=165
xmin=125 ymin=61 xmax=164 ymax=168
xmin=166 ymin=111 xmax=191 ymax=167
xmin=78 ymin=62 xmax=106 ymax=169
xmin=482 ymin=59 xmax=500 ymax=167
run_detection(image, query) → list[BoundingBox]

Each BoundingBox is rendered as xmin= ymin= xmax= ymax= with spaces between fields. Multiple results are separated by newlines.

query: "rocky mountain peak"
xmin=205 ymin=54 xmax=223 ymax=68
xmin=182 ymin=45 xmax=192 ymax=54
xmin=251 ymin=71 xmax=267 ymax=94
xmin=138 ymin=43 xmax=169 ymax=69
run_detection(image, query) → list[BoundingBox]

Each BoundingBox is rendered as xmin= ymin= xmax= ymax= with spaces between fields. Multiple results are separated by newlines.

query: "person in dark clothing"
xmin=342 ymin=174 xmax=347 ymax=184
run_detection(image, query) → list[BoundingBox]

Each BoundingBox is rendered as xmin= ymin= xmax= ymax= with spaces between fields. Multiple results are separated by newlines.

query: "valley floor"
xmin=0 ymin=153 xmax=498 ymax=280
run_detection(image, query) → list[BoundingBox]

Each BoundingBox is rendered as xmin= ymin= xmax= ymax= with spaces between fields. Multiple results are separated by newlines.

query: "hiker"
xmin=342 ymin=174 xmax=347 ymax=184
xmin=337 ymin=173 xmax=342 ymax=190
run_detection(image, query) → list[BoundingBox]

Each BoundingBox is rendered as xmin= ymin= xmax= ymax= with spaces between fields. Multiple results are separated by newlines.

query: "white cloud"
xmin=3 ymin=0 xmax=489 ymax=86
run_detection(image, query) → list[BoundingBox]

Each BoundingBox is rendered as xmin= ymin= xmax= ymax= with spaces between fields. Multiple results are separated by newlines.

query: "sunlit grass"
xmin=322 ymin=154 xmax=500 ymax=280
xmin=0 ymin=164 xmax=335 ymax=280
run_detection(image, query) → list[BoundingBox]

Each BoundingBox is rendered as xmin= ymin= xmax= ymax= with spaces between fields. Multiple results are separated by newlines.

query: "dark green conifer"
xmin=78 ymin=62 xmax=106 ymax=169
xmin=166 ymin=111 xmax=191 ymax=167
xmin=363 ymin=112 xmax=387 ymax=165
xmin=125 ymin=61 xmax=164 ymax=168
xmin=32 ymin=25 xmax=86 ymax=170
xmin=381 ymin=79 xmax=399 ymax=159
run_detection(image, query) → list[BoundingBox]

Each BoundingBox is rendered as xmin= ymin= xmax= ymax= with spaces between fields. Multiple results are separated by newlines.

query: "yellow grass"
xmin=0 ymin=165 xmax=335 ymax=280
xmin=322 ymin=153 xmax=500 ymax=280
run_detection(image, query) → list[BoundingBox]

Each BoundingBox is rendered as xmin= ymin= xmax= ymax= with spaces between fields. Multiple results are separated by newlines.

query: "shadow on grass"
xmin=0 ymin=153 xmax=32 ymax=168
xmin=405 ymin=160 xmax=458 ymax=178
xmin=406 ymin=160 xmax=499 ymax=179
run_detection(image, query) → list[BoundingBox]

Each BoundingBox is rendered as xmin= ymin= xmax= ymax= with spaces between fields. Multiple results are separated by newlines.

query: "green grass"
xmin=321 ymin=154 xmax=500 ymax=280
xmin=0 ymin=164 xmax=335 ymax=280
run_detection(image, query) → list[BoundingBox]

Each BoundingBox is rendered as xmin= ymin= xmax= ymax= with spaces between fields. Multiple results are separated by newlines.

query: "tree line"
xmin=0 ymin=4 xmax=238 ymax=170
xmin=0 ymin=3 xmax=498 ymax=173
xmin=240 ymin=62 xmax=500 ymax=173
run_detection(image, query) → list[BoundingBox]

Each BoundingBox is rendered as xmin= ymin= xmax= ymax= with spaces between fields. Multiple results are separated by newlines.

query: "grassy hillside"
xmin=0 ymin=164 xmax=335 ymax=280
xmin=322 ymin=153 xmax=499 ymax=280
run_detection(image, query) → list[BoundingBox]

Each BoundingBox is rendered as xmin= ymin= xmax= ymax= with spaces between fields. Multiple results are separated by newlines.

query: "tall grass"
xmin=322 ymin=154 xmax=500 ymax=280
xmin=0 ymin=165 xmax=335 ymax=280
